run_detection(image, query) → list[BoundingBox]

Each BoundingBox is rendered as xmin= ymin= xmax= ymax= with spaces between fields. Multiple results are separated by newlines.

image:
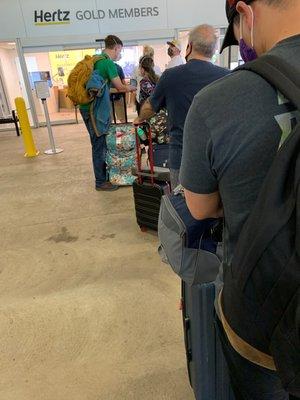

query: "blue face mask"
xmin=239 ymin=6 xmax=258 ymax=63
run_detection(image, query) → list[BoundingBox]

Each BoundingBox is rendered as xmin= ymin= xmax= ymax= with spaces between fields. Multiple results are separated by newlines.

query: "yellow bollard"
xmin=14 ymin=97 xmax=39 ymax=157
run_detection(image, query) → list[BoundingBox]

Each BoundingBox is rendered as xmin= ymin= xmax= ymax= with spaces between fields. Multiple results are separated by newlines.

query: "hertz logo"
xmin=34 ymin=10 xmax=71 ymax=26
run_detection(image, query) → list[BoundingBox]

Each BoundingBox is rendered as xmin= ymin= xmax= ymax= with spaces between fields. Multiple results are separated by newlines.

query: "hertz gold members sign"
xmin=34 ymin=7 xmax=160 ymax=26
xmin=0 ymin=1 xmax=226 ymax=41
xmin=20 ymin=0 xmax=169 ymax=37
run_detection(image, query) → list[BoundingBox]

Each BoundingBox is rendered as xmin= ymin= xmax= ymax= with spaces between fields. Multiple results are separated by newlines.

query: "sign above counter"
xmin=0 ymin=0 xmax=226 ymax=40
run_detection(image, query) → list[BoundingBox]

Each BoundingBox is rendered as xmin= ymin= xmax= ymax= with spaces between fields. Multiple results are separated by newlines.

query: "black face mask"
xmin=167 ymin=47 xmax=174 ymax=57
xmin=185 ymin=43 xmax=193 ymax=62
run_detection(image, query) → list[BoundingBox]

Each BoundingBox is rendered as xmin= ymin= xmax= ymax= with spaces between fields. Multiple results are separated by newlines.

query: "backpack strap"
xmin=236 ymin=55 xmax=300 ymax=110
xmin=93 ymin=55 xmax=105 ymax=63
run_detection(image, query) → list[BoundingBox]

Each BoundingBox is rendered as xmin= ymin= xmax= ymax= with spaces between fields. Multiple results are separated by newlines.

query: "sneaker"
xmin=96 ymin=182 xmax=119 ymax=192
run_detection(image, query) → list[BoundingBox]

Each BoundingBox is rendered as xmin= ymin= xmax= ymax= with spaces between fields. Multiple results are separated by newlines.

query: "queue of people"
xmin=134 ymin=24 xmax=229 ymax=189
xmin=80 ymin=35 xmax=189 ymax=191
xmin=180 ymin=1 xmax=299 ymax=399
xmin=131 ymin=45 xmax=162 ymax=115
xmin=77 ymin=1 xmax=300 ymax=397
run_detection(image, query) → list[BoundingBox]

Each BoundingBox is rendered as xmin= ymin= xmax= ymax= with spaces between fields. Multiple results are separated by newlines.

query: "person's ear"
xmin=236 ymin=1 xmax=253 ymax=31
xmin=185 ymin=43 xmax=190 ymax=56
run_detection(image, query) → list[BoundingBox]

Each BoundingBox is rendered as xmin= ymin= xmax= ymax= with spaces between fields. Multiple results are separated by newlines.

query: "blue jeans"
xmin=80 ymin=109 xmax=107 ymax=188
xmin=170 ymin=169 xmax=180 ymax=191
xmin=215 ymin=317 xmax=297 ymax=400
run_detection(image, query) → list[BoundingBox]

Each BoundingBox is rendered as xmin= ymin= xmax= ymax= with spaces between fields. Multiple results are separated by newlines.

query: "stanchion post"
xmin=14 ymin=97 xmax=39 ymax=158
xmin=34 ymin=81 xmax=63 ymax=155
xmin=42 ymin=99 xmax=64 ymax=155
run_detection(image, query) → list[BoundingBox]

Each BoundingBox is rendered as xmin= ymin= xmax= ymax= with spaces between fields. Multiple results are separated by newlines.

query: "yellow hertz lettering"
xmin=34 ymin=9 xmax=70 ymax=26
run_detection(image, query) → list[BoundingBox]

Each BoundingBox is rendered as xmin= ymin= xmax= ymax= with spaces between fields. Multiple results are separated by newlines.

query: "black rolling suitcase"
xmin=182 ymin=281 xmax=235 ymax=400
xmin=132 ymin=125 xmax=170 ymax=231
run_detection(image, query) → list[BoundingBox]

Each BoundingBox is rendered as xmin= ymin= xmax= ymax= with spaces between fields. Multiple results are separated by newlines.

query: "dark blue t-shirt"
xmin=149 ymin=59 xmax=229 ymax=169
xmin=111 ymin=63 xmax=125 ymax=101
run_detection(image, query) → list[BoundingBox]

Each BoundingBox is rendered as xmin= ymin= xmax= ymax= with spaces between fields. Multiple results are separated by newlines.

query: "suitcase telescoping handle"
xmin=111 ymin=92 xmax=128 ymax=124
xmin=181 ymin=281 xmax=193 ymax=385
xmin=134 ymin=122 xmax=155 ymax=185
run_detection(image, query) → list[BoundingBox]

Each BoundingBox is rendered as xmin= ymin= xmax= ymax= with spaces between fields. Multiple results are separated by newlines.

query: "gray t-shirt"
xmin=180 ymin=35 xmax=300 ymax=266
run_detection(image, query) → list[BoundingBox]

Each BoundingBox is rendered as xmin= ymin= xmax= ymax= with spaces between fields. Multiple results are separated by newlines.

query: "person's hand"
xmin=127 ymin=85 xmax=137 ymax=92
xmin=133 ymin=117 xmax=142 ymax=126
xmin=133 ymin=116 xmax=146 ymax=126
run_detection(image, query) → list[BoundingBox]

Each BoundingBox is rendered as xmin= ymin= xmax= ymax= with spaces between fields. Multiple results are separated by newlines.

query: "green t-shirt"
xmin=80 ymin=52 xmax=118 ymax=110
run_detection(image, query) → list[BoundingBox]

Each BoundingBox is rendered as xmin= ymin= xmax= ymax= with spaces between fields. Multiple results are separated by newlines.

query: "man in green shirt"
xmin=80 ymin=35 xmax=136 ymax=191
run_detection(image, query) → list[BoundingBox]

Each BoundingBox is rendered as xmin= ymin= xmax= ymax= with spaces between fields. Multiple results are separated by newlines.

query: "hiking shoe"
xmin=96 ymin=182 xmax=119 ymax=192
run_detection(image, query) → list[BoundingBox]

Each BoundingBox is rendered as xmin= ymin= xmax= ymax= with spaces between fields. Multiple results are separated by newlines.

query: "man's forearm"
xmin=138 ymin=99 xmax=156 ymax=122
xmin=116 ymin=85 xmax=136 ymax=93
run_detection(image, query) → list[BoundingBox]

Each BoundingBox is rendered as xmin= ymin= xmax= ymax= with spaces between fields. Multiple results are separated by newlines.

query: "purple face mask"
xmin=239 ymin=6 xmax=258 ymax=63
xmin=239 ymin=38 xmax=258 ymax=62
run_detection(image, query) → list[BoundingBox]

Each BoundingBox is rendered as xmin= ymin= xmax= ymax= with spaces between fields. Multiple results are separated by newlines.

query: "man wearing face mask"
xmin=166 ymin=40 xmax=185 ymax=69
xmin=80 ymin=35 xmax=136 ymax=191
xmin=133 ymin=25 xmax=229 ymax=189
xmin=180 ymin=0 xmax=300 ymax=398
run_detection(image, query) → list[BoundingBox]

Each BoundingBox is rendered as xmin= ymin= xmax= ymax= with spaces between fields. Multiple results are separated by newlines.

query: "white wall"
xmin=167 ymin=0 xmax=226 ymax=28
xmin=0 ymin=48 xmax=23 ymax=109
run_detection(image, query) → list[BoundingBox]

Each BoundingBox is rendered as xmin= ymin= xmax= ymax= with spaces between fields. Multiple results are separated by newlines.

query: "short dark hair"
xmin=263 ymin=0 xmax=285 ymax=4
xmin=105 ymin=35 xmax=123 ymax=49
xmin=233 ymin=0 xmax=286 ymax=24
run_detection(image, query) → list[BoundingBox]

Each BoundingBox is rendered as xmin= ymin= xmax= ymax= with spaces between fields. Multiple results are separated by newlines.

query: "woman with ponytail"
xmin=139 ymin=56 xmax=159 ymax=108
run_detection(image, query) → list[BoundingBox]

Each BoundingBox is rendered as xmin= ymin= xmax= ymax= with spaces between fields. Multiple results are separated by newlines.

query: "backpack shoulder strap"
xmin=236 ymin=55 xmax=300 ymax=110
xmin=93 ymin=55 xmax=104 ymax=63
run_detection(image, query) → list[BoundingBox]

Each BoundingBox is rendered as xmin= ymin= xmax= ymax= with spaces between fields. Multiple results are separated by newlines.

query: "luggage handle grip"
xmin=135 ymin=122 xmax=155 ymax=185
xmin=135 ymin=171 xmax=160 ymax=179
xmin=183 ymin=316 xmax=192 ymax=363
xmin=111 ymin=92 xmax=128 ymax=124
